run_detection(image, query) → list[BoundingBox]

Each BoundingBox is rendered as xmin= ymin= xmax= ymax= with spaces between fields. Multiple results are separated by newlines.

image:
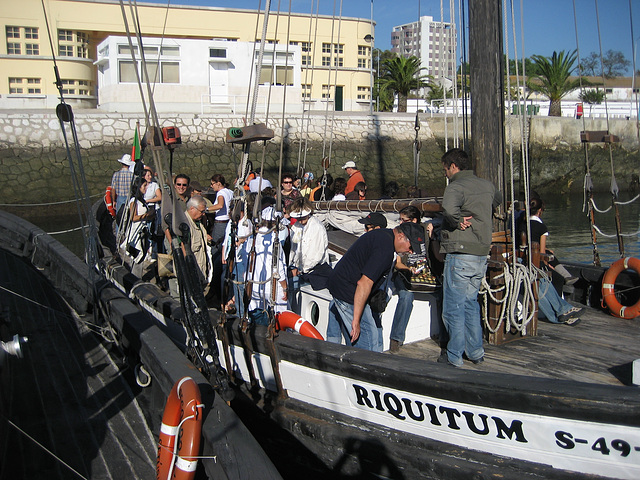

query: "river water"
xmin=5 ymin=190 xmax=640 ymax=267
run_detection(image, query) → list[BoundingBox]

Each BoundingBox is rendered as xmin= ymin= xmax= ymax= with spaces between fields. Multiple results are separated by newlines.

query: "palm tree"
xmin=527 ymin=50 xmax=583 ymax=117
xmin=579 ymin=88 xmax=606 ymax=116
xmin=378 ymin=56 xmax=429 ymax=112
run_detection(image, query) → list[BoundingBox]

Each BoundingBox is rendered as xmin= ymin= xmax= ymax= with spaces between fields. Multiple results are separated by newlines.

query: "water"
xmin=540 ymin=192 xmax=640 ymax=266
xmin=6 ymin=191 xmax=640 ymax=267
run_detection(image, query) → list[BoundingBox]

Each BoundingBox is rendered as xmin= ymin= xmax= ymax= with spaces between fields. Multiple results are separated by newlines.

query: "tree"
xmin=579 ymin=88 xmax=605 ymax=116
xmin=527 ymin=50 xmax=583 ymax=117
xmin=580 ymin=50 xmax=630 ymax=77
xmin=378 ymin=55 xmax=429 ymax=112
xmin=425 ymin=81 xmax=452 ymax=103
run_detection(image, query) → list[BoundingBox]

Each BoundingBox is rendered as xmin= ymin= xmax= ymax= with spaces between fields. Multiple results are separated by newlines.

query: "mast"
xmin=469 ymin=0 xmax=504 ymax=194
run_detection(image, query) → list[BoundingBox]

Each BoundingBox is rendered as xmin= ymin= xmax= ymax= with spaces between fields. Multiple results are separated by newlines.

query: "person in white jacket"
xmin=287 ymin=198 xmax=330 ymax=310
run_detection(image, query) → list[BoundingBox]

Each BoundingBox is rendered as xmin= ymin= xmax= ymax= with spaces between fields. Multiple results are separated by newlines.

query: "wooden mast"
xmin=469 ymin=0 xmax=504 ymax=194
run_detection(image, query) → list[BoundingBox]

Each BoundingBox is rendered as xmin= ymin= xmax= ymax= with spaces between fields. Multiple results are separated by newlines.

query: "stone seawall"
xmin=0 ymin=111 xmax=638 ymax=204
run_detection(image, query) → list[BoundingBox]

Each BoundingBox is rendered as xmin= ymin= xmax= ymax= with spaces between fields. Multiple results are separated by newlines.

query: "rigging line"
xmin=276 ymin=0 xmax=294 ymax=211
xmin=321 ymin=0 xmax=339 ymax=161
xmin=440 ymin=0 xmax=448 ymax=152
xmin=450 ymin=0 xmax=459 ymax=148
xmin=3 ymin=418 xmax=88 ymax=480
xmin=243 ymin=0 xmax=263 ymax=122
xmin=296 ymin=0 xmax=319 ymax=177
xmin=591 ymin=224 xmax=640 ymax=238
xmin=503 ymin=0 xmax=515 ymax=257
xmin=630 ymin=0 xmax=639 ymax=137
xmin=251 ymin=0 xmax=273 ymax=124
xmin=326 ymin=0 xmax=344 ymax=168
xmin=40 ymin=0 xmax=100 ymax=274
xmin=263 ymin=0 xmax=282 ymax=125
xmin=0 ymin=193 xmax=101 ymax=207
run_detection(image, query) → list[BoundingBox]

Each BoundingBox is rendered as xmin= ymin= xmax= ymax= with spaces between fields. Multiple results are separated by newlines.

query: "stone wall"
xmin=0 ymin=110 xmax=638 ymax=205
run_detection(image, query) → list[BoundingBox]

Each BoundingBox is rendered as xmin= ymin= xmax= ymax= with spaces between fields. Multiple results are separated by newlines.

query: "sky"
xmin=167 ymin=0 xmax=640 ymax=74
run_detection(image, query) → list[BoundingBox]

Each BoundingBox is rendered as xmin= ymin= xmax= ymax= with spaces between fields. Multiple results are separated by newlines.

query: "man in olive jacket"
xmin=438 ymin=148 xmax=501 ymax=367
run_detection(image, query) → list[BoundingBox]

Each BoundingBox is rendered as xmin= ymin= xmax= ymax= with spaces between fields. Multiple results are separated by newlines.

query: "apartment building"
xmin=1 ymin=0 xmax=374 ymax=112
xmin=391 ymin=15 xmax=456 ymax=84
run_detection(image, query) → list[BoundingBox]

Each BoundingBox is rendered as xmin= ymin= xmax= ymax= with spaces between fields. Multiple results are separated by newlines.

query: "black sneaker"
xmin=470 ymin=356 xmax=484 ymax=364
xmin=437 ymin=353 xmax=460 ymax=367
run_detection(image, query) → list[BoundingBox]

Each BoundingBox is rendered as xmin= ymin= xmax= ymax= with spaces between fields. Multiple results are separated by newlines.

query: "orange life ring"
xmin=157 ymin=377 xmax=203 ymax=480
xmin=601 ymin=257 xmax=640 ymax=319
xmin=276 ymin=310 xmax=324 ymax=340
xmin=105 ymin=186 xmax=116 ymax=218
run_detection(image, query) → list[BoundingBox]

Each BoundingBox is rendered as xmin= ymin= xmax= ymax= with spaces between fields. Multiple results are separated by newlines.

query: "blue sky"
xmin=168 ymin=0 xmax=640 ymax=74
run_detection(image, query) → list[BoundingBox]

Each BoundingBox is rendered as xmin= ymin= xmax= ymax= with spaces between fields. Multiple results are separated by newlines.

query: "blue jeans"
xmin=233 ymin=261 xmax=247 ymax=319
xmin=442 ymin=253 xmax=487 ymax=366
xmin=537 ymin=276 xmax=573 ymax=323
xmin=327 ymin=298 xmax=383 ymax=352
xmin=390 ymin=274 xmax=414 ymax=344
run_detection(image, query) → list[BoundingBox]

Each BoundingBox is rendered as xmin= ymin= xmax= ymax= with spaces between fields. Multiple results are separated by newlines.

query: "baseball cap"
xmin=358 ymin=212 xmax=387 ymax=228
xmin=396 ymin=222 xmax=426 ymax=254
xmin=342 ymin=160 xmax=357 ymax=169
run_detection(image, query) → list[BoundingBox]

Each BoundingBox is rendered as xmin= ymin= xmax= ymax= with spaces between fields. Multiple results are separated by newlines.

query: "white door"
xmin=209 ymin=63 xmax=228 ymax=103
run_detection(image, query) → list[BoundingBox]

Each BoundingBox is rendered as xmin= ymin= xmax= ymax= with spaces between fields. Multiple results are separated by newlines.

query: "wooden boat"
xmin=0 ymin=210 xmax=282 ymax=480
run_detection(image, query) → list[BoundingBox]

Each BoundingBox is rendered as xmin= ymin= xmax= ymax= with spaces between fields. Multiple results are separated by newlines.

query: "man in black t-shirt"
xmin=326 ymin=222 xmax=425 ymax=352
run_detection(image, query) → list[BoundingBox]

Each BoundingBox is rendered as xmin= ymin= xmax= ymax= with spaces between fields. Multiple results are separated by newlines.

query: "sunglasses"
xmin=282 ymin=181 xmax=293 ymax=184
xmin=176 ymin=183 xmax=188 ymax=187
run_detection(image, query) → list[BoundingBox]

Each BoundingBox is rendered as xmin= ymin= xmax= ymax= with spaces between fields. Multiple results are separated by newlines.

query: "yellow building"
xmin=1 ymin=0 xmax=375 ymax=112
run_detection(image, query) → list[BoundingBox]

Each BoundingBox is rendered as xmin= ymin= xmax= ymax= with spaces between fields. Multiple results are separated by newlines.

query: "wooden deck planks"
xmin=396 ymin=307 xmax=639 ymax=387
xmin=0 ymin=249 xmax=157 ymax=479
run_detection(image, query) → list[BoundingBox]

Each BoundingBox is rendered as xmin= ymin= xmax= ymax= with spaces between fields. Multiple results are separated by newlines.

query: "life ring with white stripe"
xmin=276 ymin=310 xmax=324 ymax=340
xmin=105 ymin=186 xmax=116 ymax=218
xmin=601 ymin=257 xmax=640 ymax=319
xmin=157 ymin=377 xmax=203 ymax=480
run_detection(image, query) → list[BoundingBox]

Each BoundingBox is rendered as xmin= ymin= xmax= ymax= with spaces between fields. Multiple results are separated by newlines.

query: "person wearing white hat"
xmin=287 ymin=198 xmax=330 ymax=309
xmin=111 ymin=153 xmax=134 ymax=214
xmin=342 ymin=160 xmax=365 ymax=197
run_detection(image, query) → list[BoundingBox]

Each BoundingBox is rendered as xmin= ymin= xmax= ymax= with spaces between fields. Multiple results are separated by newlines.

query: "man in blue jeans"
xmin=438 ymin=149 xmax=501 ymax=367
xmin=326 ymin=222 xmax=426 ymax=352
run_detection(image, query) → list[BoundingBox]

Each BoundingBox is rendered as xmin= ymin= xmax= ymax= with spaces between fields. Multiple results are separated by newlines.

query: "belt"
xmin=214 ymin=219 xmax=229 ymax=223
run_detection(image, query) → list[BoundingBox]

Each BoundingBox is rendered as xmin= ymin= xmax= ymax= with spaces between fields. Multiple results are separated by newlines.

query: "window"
xmin=210 ymin=48 xmax=227 ymax=58
xmin=9 ymin=77 xmax=41 ymax=94
xmin=24 ymin=27 xmax=38 ymax=39
xmin=119 ymin=61 xmax=137 ymax=82
xmin=358 ymin=46 xmax=370 ymax=56
xmin=58 ymin=30 xmax=73 ymax=41
xmin=120 ymin=60 xmax=179 ymax=84
xmin=301 ymin=42 xmax=311 ymax=52
xmin=333 ymin=57 xmax=343 ymax=67
xmin=357 ymin=86 xmax=370 ymax=100
xmin=58 ymin=29 xmax=89 ymax=59
xmin=6 ymin=26 xmax=40 ymax=55
xmin=358 ymin=58 xmax=367 ymax=69
xmin=322 ymin=56 xmax=331 ymax=67
xmin=7 ymin=43 xmax=21 ymax=55
xmin=162 ymin=46 xmax=179 ymax=56
xmin=322 ymin=43 xmax=331 ymax=54
xmin=118 ymin=45 xmax=139 ymax=55
xmin=257 ymin=65 xmax=293 ymax=86
xmin=302 ymin=55 xmax=311 ymax=66
xmin=302 ymin=84 xmax=312 ymax=99
xmin=322 ymin=85 xmax=331 ymax=99
xmin=333 ymin=44 xmax=344 ymax=54
xmin=6 ymin=26 xmax=20 ymax=39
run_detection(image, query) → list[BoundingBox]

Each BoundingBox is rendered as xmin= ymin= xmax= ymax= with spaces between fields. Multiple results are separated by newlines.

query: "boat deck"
xmin=0 ymin=248 xmax=157 ymax=479
xmin=398 ymin=306 xmax=640 ymax=387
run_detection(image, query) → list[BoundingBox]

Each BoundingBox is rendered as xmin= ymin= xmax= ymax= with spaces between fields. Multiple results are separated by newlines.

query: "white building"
xmin=390 ymin=15 xmax=457 ymax=85
xmin=95 ymin=36 xmax=303 ymax=114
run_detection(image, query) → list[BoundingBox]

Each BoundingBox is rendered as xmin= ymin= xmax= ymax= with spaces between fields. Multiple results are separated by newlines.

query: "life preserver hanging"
xmin=105 ymin=186 xmax=116 ymax=218
xmin=157 ymin=377 xmax=203 ymax=480
xmin=601 ymin=257 xmax=640 ymax=319
xmin=276 ymin=310 xmax=324 ymax=340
